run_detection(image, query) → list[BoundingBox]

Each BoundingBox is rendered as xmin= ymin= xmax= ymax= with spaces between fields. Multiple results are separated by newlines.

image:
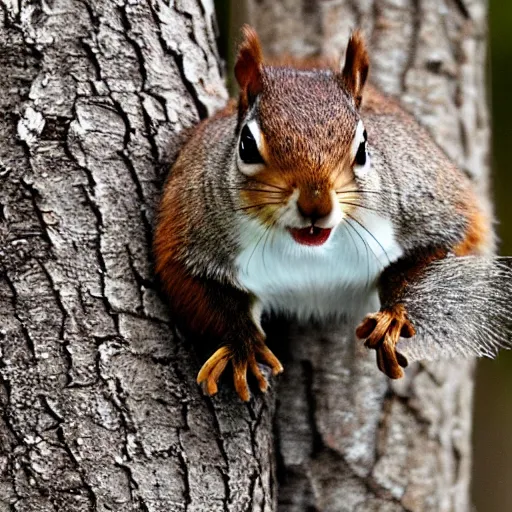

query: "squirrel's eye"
xmin=354 ymin=129 xmax=368 ymax=167
xmin=355 ymin=141 xmax=366 ymax=166
xmin=239 ymin=125 xmax=264 ymax=165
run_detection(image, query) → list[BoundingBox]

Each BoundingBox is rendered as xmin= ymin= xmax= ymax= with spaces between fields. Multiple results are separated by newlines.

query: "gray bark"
xmin=0 ymin=1 xmax=276 ymax=511
xmin=245 ymin=1 xmax=489 ymax=511
xmin=0 ymin=0 xmax=490 ymax=511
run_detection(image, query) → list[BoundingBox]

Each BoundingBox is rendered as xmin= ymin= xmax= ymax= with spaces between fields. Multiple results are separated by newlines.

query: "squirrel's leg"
xmin=356 ymin=248 xmax=447 ymax=379
xmin=194 ymin=288 xmax=283 ymax=401
xmin=193 ymin=289 xmax=283 ymax=401
xmin=159 ymin=261 xmax=283 ymax=401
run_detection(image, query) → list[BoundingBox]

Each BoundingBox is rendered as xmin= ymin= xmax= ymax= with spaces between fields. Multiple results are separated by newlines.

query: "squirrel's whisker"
xmin=336 ymin=189 xmax=375 ymax=195
xmin=245 ymin=214 xmax=276 ymax=274
xmin=338 ymin=201 xmax=383 ymax=214
xmin=346 ymin=213 xmax=391 ymax=265
xmin=344 ymin=217 xmax=371 ymax=288
xmin=336 ymin=189 xmax=399 ymax=197
xmin=346 ymin=216 xmax=383 ymax=272
xmin=234 ymin=202 xmax=282 ymax=212
xmin=226 ymin=186 xmax=284 ymax=194
xmin=247 ymin=177 xmax=287 ymax=192
xmin=232 ymin=188 xmax=284 ymax=195
xmin=262 ymin=215 xmax=280 ymax=273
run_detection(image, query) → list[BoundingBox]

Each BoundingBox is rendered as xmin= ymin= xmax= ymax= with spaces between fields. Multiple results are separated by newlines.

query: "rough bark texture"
xmin=0 ymin=1 xmax=278 ymax=511
xmin=245 ymin=1 xmax=489 ymax=511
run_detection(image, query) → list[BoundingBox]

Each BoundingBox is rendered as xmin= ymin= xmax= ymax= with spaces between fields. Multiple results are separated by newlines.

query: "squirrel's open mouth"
xmin=288 ymin=226 xmax=332 ymax=246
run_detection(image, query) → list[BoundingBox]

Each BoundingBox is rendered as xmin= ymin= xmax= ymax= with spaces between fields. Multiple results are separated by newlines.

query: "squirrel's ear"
xmin=340 ymin=30 xmax=369 ymax=109
xmin=235 ymin=25 xmax=263 ymax=112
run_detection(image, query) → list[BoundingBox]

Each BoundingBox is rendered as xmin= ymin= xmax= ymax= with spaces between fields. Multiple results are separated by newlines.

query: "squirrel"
xmin=154 ymin=25 xmax=512 ymax=401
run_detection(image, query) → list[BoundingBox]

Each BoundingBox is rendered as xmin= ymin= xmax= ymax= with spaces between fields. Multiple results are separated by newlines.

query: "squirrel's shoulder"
xmin=361 ymin=85 xmax=448 ymax=157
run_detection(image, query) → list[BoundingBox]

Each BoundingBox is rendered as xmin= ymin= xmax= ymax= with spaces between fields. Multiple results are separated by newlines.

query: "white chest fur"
xmin=235 ymin=211 xmax=404 ymax=321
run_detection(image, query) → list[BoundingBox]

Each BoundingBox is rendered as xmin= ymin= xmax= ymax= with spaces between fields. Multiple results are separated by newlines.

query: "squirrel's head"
xmin=234 ymin=25 xmax=370 ymax=246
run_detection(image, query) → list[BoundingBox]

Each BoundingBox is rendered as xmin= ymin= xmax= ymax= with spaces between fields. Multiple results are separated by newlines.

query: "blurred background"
xmin=215 ymin=1 xmax=512 ymax=509
xmin=472 ymin=1 xmax=512 ymax=510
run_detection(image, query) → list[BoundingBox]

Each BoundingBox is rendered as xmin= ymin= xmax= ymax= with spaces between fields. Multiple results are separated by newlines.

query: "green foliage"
xmin=473 ymin=5 xmax=512 ymax=510
xmin=490 ymin=1 xmax=512 ymax=254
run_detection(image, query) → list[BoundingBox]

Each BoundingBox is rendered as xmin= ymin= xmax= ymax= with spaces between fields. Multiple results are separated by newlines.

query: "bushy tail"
xmin=396 ymin=256 xmax=512 ymax=362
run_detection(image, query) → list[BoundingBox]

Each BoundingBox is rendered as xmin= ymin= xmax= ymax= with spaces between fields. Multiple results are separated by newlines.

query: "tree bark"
xmin=0 ymin=1 xmax=277 ymax=511
xmin=244 ymin=1 xmax=489 ymax=511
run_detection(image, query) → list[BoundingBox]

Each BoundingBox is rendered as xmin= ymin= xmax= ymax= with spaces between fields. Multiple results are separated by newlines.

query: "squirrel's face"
xmin=234 ymin=26 xmax=370 ymax=246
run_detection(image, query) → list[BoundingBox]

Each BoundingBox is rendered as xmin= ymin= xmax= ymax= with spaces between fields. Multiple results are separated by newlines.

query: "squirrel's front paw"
xmin=356 ymin=305 xmax=415 ymax=379
xmin=196 ymin=342 xmax=283 ymax=401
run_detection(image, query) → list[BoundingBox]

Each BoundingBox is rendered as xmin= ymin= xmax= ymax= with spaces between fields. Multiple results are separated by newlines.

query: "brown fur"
xmin=454 ymin=202 xmax=491 ymax=256
xmin=241 ymin=68 xmax=361 ymax=220
xmin=234 ymin=28 xmax=369 ymax=225
xmin=235 ymin=25 xmax=264 ymax=114
xmin=341 ymin=30 xmax=370 ymax=108
xmin=296 ymin=186 xmax=333 ymax=221
xmin=154 ymin=112 xmax=229 ymax=337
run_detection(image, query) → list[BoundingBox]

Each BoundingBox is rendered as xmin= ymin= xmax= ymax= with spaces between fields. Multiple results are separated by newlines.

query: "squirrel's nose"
xmin=297 ymin=189 xmax=333 ymax=224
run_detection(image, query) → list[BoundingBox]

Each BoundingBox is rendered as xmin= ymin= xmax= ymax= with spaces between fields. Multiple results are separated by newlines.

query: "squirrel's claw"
xmin=197 ymin=346 xmax=230 ymax=397
xmin=197 ymin=343 xmax=283 ymax=401
xmin=356 ymin=306 xmax=415 ymax=379
xmin=256 ymin=345 xmax=284 ymax=376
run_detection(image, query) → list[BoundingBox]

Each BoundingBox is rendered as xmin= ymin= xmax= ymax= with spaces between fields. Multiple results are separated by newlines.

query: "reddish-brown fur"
xmin=454 ymin=203 xmax=491 ymax=256
xmin=154 ymin=103 xmax=237 ymax=337
xmin=235 ymin=27 xmax=368 ymax=225
xmin=234 ymin=25 xmax=263 ymax=114
xmin=154 ymin=182 xmax=214 ymax=337
xmin=341 ymin=30 xmax=369 ymax=108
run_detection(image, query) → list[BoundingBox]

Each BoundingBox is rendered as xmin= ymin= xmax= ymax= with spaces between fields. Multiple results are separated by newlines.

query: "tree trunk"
xmin=245 ymin=1 xmax=489 ymax=511
xmin=0 ymin=1 xmax=277 ymax=510
xmin=0 ymin=0 xmax=490 ymax=511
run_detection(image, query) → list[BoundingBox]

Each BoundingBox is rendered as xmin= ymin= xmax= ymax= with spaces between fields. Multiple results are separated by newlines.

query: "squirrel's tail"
xmin=396 ymin=256 xmax=512 ymax=363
